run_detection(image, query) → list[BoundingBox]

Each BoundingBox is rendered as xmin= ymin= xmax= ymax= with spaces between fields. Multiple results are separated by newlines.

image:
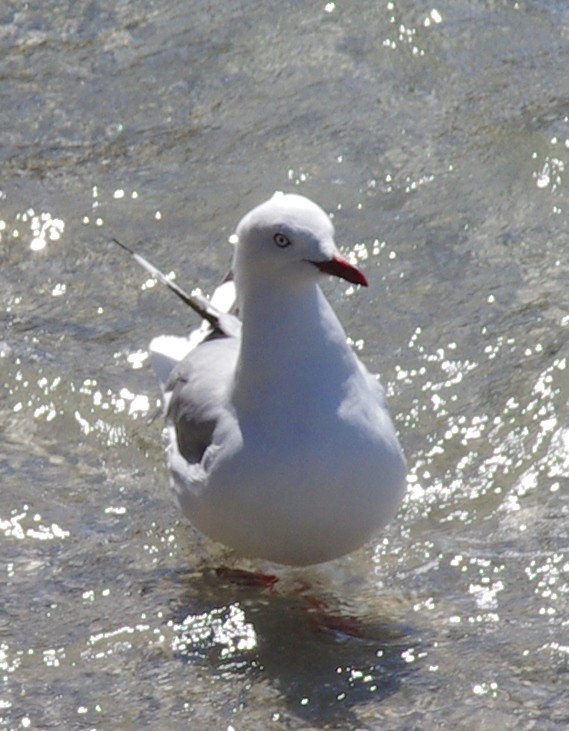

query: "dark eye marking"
xmin=273 ymin=232 xmax=291 ymax=248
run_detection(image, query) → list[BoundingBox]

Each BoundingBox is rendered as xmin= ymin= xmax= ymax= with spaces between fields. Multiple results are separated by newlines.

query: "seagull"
xmin=131 ymin=192 xmax=406 ymax=566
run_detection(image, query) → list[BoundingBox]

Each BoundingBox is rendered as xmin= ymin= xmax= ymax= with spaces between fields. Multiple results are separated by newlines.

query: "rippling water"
xmin=2 ymin=1 xmax=568 ymax=729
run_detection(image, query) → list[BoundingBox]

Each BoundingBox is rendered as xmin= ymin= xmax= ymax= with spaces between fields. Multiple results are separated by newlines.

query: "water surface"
xmin=1 ymin=1 xmax=568 ymax=729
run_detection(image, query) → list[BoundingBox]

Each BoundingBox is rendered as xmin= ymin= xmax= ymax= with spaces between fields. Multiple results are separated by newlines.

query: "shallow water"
xmin=2 ymin=1 xmax=568 ymax=729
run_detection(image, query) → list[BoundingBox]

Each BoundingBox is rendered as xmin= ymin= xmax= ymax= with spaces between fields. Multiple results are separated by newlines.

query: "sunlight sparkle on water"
xmin=28 ymin=210 xmax=65 ymax=251
xmin=383 ymin=5 xmax=442 ymax=55
xmin=424 ymin=8 xmax=442 ymax=26
xmin=171 ymin=604 xmax=257 ymax=659
xmin=126 ymin=350 xmax=148 ymax=369
xmin=0 ymin=506 xmax=69 ymax=542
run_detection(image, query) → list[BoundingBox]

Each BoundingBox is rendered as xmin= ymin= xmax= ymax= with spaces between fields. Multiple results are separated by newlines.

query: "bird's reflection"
xmin=165 ymin=566 xmax=420 ymax=728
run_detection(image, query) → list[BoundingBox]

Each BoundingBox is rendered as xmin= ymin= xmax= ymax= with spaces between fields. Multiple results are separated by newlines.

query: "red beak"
xmin=311 ymin=254 xmax=368 ymax=287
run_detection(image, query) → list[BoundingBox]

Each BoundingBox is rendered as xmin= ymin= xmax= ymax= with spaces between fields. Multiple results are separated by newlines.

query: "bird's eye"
xmin=273 ymin=232 xmax=291 ymax=248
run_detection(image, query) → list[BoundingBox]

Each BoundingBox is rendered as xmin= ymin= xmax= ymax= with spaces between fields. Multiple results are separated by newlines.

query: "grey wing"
xmin=165 ymin=335 xmax=240 ymax=463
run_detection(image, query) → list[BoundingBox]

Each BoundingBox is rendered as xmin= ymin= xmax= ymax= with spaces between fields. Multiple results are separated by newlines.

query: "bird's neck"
xmin=232 ymin=280 xmax=355 ymax=412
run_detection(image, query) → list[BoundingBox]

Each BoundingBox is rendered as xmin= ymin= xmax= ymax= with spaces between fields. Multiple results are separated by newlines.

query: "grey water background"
xmin=1 ymin=1 xmax=568 ymax=728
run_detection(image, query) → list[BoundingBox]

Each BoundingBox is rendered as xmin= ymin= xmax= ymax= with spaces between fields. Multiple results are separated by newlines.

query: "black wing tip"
xmin=112 ymin=236 xmax=231 ymax=334
xmin=111 ymin=237 xmax=135 ymax=255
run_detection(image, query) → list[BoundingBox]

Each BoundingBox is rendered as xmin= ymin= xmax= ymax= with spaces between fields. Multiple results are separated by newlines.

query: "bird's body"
xmin=149 ymin=193 xmax=406 ymax=566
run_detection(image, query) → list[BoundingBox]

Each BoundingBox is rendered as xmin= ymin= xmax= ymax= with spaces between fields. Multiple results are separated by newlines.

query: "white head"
xmin=232 ymin=193 xmax=367 ymax=293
